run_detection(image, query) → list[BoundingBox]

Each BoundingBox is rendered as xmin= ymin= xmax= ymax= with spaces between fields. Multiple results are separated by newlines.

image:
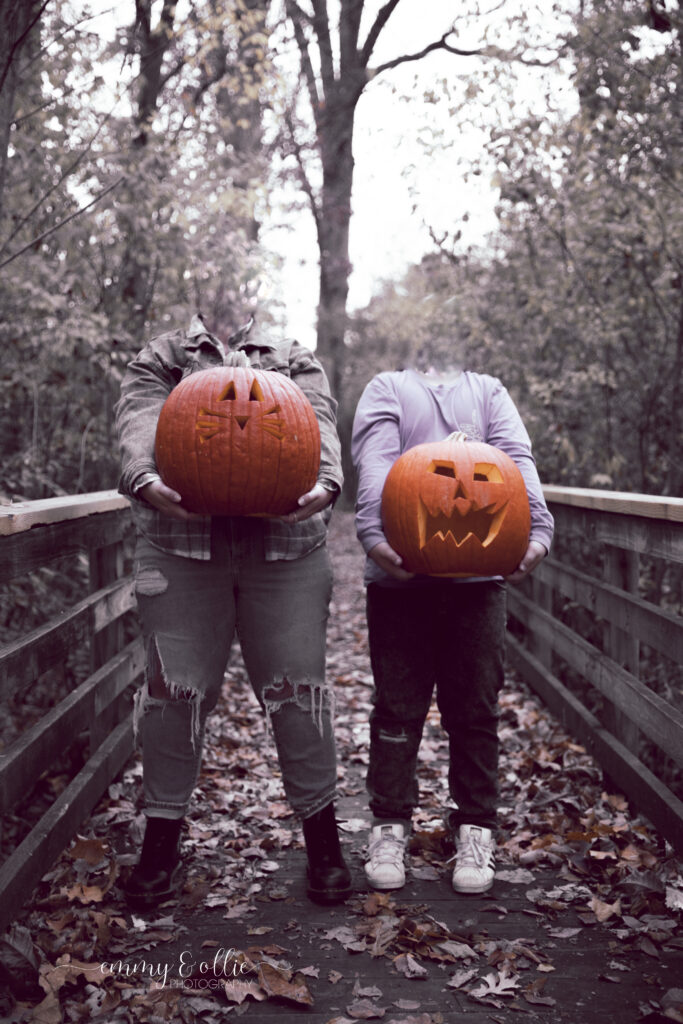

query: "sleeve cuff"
xmin=132 ymin=471 xmax=162 ymax=495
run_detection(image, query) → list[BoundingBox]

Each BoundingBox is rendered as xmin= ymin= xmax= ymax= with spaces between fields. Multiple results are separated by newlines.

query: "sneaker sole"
xmin=452 ymin=880 xmax=494 ymax=894
xmin=364 ymin=870 xmax=405 ymax=891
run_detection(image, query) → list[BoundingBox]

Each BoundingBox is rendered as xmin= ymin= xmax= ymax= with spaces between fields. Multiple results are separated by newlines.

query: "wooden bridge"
xmin=0 ymin=488 xmax=681 ymax=1022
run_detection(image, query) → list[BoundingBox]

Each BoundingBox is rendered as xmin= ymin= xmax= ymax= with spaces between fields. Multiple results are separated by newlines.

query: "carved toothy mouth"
xmin=419 ymin=500 xmax=508 ymax=549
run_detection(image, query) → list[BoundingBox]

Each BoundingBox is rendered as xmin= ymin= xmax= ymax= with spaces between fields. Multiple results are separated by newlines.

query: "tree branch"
xmin=0 ymin=177 xmax=124 ymax=271
xmin=359 ymin=0 xmax=401 ymax=68
xmin=339 ymin=0 xmax=363 ymax=72
xmin=285 ymin=0 xmax=322 ymax=122
xmin=311 ymin=0 xmax=335 ymax=95
xmin=1 ymin=94 xmax=123 ymax=255
xmin=0 ymin=0 xmax=51 ymax=94
xmin=371 ymin=31 xmax=485 ymax=77
xmin=282 ymin=105 xmax=321 ymax=234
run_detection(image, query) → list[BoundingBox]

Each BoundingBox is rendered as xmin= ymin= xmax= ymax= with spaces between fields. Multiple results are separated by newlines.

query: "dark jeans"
xmin=366 ymin=579 xmax=506 ymax=832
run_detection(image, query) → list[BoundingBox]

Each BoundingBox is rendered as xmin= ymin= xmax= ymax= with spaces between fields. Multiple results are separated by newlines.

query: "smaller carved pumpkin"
xmin=381 ymin=431 xmax=530 ymax=577
xmin=154 ymin=362 xmax=320 ymax=515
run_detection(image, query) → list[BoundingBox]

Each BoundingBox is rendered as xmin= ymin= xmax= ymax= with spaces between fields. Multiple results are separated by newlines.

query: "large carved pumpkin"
xmin=381 ymin=432 xmax=530 ymax=577
xmin=154 ymin=362 xmax=320 ymax=515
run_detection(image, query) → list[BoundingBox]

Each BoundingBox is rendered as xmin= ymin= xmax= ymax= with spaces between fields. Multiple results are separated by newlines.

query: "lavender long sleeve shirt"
xmin=351 ymin=369 xmax=554 ymax=584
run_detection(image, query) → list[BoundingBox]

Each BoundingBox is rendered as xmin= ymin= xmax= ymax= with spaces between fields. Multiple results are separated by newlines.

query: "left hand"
xmin=505 ymin=540 xmax=548 ymax=584
xmin=280 ymin=482 xmax=335 ymax=523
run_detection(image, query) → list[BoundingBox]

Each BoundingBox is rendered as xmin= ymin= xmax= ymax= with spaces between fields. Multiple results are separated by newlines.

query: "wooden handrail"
xmin=508 ymin=487 xmax=683 ymax=853
xmin=542 ymin=485 xmax=683 ymax=523
xmin=0 ymin=494 xmax=137 ymax=934
xmin=0 ymin=490 xmax=129 ymax=536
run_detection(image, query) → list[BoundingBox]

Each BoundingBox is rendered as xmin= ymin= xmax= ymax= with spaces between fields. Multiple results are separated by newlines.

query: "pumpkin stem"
xmin=224 ymin=350 xmax=250 ymax=368
xmin=447 ymin=430 xmax=468 ymax=443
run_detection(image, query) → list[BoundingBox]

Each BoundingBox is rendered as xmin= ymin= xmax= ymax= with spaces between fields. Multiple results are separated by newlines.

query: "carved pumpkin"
xmin=154 ymin=361 xmax=320 ymax=515
xmin=381 ymin=431 xmax=530 ymax=577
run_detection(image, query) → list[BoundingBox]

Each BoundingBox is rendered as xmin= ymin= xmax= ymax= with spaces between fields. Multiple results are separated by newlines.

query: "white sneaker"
xmin=451 ymin=824 xmax=495 ymax=894
xmin=364 ymin=823 xmax=406 ymax=890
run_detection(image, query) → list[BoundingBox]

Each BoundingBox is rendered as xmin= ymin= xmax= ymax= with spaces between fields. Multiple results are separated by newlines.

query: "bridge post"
xmin=88 ymin=539 xmax=126 ymax=755
xmin=601 ymin=545 xmax=640 ymax=756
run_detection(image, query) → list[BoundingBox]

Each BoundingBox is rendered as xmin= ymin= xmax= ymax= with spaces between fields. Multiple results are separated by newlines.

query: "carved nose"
xmin=235 ymin=415 xmax=249 ymax=430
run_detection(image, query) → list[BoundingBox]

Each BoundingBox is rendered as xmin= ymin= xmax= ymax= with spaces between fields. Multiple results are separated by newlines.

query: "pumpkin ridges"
xmin=154 ymin=365 xmax=320 ymax=516
xmin=262 ymin=371 xmax=288 ymax=511
xmin=382 ymin=435 xmax=530 ymax=578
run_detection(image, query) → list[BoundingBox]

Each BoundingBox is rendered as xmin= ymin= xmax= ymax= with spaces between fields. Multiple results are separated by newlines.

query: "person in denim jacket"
xmin=114 ymin=313 xmax=351 ymax=909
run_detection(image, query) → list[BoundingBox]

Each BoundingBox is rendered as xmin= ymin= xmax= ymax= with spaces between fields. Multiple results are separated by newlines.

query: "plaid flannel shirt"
xmin=114 ymin=315 xmax=343 ymax=561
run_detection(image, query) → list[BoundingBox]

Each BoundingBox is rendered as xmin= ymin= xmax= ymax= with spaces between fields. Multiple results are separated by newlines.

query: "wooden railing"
xmin=0 ymin=492 xmax=141 ymax=934
xmin=507 ymin=486 xmax=683 ymax=853
xmin=0 ymin=486 xmax=681 ymax=935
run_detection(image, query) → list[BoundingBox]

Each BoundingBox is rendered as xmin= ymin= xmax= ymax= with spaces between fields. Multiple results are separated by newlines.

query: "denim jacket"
xmin=114 ymin=315 xmax=343 ymax=561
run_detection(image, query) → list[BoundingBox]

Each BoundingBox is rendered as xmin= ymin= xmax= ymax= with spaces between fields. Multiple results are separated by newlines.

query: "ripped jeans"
xmin=132 ymin=518 xmax=337 ymax=821
xmin=366 ymin=579 xmax=506 ymax=832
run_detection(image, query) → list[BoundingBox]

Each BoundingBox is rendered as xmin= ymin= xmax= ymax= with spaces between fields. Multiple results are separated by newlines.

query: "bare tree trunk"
xmin=315 ymin=92 xmax=356 ymax=397
xmin=110 ymin=0 xmax=178 ymax=344
xmin=0 ymin=0 xmax=47 ymax=222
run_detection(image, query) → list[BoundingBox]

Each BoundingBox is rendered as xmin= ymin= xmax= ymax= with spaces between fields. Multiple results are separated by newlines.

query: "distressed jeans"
xmin=132 ymin=518 xmax=337 ymax=820
xmin=366 ymin=579 xmax=506 ymax=832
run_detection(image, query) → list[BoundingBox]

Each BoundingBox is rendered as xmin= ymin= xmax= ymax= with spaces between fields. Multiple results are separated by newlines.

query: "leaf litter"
xmin=0 ymin=512 xmax=680 ymax=1023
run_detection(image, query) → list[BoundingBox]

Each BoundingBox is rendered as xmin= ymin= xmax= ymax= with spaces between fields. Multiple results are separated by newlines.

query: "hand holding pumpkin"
xmin=280 ymin=482 xmax=335 ymax=523
xmin=505 ymin=539 xmax=548 ymax=584
xmin=138 ymin=479 xmax=204 ymax=521
xmin=368 ymin=540 xmax=415 ymax=581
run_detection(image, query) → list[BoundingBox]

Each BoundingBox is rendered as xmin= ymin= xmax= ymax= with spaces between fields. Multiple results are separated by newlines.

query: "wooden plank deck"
xmin=94 ymin=791 xmax=680 ymax=1023
xmin=2 ymin=511 xmax=681 ymax=1022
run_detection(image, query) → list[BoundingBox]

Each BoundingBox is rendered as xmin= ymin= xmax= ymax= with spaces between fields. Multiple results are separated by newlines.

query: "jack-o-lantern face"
xmin=197 ymin=376 xmax=286 ymax=444
xmin=381 ymin=434 xmax=530 ymax=577
xmin=155 ymin=366 xmax=320 ymax=516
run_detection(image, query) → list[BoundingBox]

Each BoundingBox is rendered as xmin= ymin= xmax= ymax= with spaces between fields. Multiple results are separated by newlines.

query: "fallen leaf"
xmin=346 ymin=998 xmax=386 ymax=1019
xmin=548 ymin=927 xmax=582 ymax=939
xmin=28 ymin=991 xmax=62 ymax=1024
xmin=65 ymin=883 xmax=106 ymax=904
xmin=447 ymin=968 xmax=478 ymax=988
xmin=223 ymin=979 xmax=266 ymax=1004
xmin=589 ymin=896 xmax=621 ymax=922
xmin=523 ymin=977 xmax=557 ymax=1007
xmin=495 ymin=868 xmax=536 ymax=883
xmin=68 ymin=837 xmax=108 ymax=865
xmin=257 ymin=962 xmax=314 ymax=1005
xmin=437 ymin=940 xmax=477 ymax=960
xmin=392 ymin=953 xmax=428 ymax=979
xmin=469 ymin=971 xmax=520 ymax=999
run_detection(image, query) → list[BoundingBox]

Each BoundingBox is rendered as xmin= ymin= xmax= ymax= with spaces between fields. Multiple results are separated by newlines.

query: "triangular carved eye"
xmin=219 ymin=382 xmax=237 ymax=401
xmin=473 ymin=463 xmax=503 ymax=483
xmin=429 ymin=461 xmax=456 ymax=478
xmin=249 ymin=380 xmax=264 ymax=402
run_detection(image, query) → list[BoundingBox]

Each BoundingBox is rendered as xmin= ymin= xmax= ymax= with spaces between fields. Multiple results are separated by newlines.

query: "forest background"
xmin=0 ymin=0 xmax=681 ymax=508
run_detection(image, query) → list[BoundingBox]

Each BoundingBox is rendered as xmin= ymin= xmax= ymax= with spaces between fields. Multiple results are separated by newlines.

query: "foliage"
xmin=0 ymin=0 xmax=272 ymax=502
xmin=344 ymin=0 xmax=683 ymax=498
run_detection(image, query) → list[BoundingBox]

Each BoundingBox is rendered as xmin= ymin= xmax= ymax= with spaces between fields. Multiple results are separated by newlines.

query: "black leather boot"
xmin=122 ymin=816 xmax=184 ymax=911
xmin=302 ymin=803 xmax=352 ymax=905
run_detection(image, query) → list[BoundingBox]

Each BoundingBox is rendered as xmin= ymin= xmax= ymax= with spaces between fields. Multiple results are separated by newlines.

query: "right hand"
xmin=138 ymin=479 xmax=203 ymax=521
xmin=368 ymin=541 xmax=415 ymax=581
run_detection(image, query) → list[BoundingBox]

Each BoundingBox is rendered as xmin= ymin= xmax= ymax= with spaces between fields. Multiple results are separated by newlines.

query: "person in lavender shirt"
xmin=351 ymin=356 xmax=554 ymax=894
